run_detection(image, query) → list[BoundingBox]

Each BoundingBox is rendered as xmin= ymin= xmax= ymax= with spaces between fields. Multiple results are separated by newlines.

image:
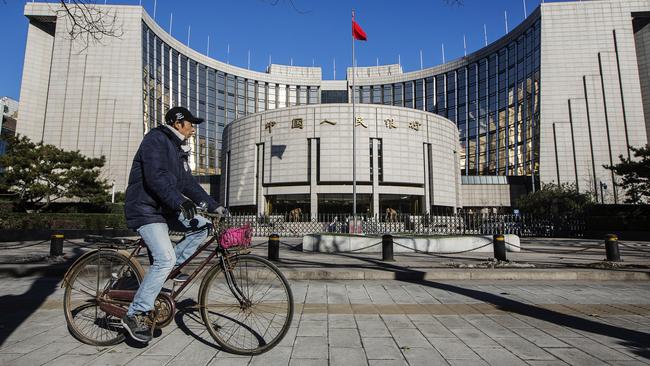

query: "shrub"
xmin=0 ymin=213 xmax=127 ymax=230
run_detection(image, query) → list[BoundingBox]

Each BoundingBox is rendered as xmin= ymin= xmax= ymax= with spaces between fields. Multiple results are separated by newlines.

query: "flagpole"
xmin=351 ymin=10 xmax=357 ymax=226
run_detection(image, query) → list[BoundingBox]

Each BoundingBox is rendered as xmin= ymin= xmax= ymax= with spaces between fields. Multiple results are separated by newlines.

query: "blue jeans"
xmin=127 ymin=213 xmax=210 ymax=316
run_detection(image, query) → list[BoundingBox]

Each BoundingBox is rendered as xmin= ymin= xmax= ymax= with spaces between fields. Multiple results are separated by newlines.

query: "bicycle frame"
xmin=99 ymin=228 xmax=251 ymax=320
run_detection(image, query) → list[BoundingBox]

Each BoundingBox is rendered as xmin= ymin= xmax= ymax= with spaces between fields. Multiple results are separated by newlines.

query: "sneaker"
xmin=121 ymin=313 xmax=152 ymax=343
xmin=173 ymin=273 xmax=190 ymax=282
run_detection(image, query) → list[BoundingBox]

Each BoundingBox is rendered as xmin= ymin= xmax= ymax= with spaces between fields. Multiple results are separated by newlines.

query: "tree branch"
xmin=57 ymin=0 xmax=123 ymax=52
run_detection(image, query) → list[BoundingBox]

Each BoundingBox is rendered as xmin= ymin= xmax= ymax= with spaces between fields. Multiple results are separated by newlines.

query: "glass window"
xmin=226 ymin=74 xmax=235 ymax=123
xmin=425 ymin=77 xmax=434 ymax=112
xmin=404 ymin=81 xmax=413 ymax=108
xmin=308 ymin=87 xmax=319 ymax=104
xmin=436 ymin=75 xmax=445 ymax=113
xmin=361 ymin=86 xmax=370 ymax=104
xmin=393 ymin=83 xmax=403 ymax=107
xmin=382 ymin=85 xmax=392 ymax=105
xmin=180 ymin=55 xmax=188 ymax=107
xmin=372 ymin=85 xmax=381 ymax=104
xmin=234 ymin=77 xmax=244 ymax=118
xmin=320 ymin=90 xmax=347 ymax=103
xmin=415 ymin=79 xmax=424 ymax=110
xmin=247 ymin=80 xmax=255 ymax=113
xmin=298 ymin=86 xmax=307 ymax=106
xmin=171 ymin=51 xmax=178 ymax=106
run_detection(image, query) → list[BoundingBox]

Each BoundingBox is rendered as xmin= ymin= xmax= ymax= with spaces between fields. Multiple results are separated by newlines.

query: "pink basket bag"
xmin=219 ymin=224 xmax=252 ymax=249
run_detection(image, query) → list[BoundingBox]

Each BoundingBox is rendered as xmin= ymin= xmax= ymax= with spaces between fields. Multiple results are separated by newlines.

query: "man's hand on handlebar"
xmin=214 ymin=206 xmax=229 ymax=216
xmin=180 ymin=200 xmax=197 ymax=220
xmin=195 ymin=202 xmax=229 ymax=219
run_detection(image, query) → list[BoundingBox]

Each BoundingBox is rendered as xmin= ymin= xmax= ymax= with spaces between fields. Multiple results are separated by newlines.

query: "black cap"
xmin=165 ymin=106 xmax=204 ymax=125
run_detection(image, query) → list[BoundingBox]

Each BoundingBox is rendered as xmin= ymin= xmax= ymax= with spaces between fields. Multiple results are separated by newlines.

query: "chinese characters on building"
xmin=266 ymin=117 xmax=422 ymax=132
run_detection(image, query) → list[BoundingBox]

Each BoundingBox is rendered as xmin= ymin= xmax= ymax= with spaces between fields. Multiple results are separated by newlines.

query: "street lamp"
xmin=599 ymin=181 xmax=608 ymax=204
xmin=552 ymin=121 xmax=578 ymax=190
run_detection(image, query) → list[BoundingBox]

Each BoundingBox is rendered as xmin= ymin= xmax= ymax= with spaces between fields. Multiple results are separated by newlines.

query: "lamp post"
xmin=111 ymin=180 xmax=116 ymax=204
xmin=552 ymin=121 xmax=577 ymax=188
xmin=599 ymin=181 xmax=607 ymax=204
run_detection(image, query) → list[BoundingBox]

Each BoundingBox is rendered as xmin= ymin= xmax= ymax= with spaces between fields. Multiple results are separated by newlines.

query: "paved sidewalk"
xmin=1 ymin=277 xmax=649 ymax=365
xmin=1 ymin=237 xmax=649 ymax=280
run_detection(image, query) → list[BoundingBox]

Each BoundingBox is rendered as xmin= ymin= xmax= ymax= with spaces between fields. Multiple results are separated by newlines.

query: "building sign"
xmin=265 ymin=121 xmax=276 ymax=133
xmin=291 ymin=118 xmax=304 ymax=129
xmin=408 ymin=121 xmax=422 ymax=131
xmin=320 ymin=120 xmax=336 ymax=125
xmin=384 ymin=118 xmax=397 ymax=129
xmin=355 ymin=116 xmax=367 ymax=128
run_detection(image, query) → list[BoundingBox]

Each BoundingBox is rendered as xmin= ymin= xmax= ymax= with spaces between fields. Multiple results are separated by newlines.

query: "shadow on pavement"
xmin=328 ymin=252 xmax=650 ymax=359
xmin=0 ymin=248 xmax=83 ymax=347
xmin=173 ymin=298 xmax=223 ymax=351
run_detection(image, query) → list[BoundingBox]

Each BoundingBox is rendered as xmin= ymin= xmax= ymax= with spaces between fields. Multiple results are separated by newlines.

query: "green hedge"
xmin=0 ymin=213 xmax=127 ymax=230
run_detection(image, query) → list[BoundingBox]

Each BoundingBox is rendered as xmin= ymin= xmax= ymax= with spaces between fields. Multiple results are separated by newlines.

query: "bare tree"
xmin=262 ymin=0 xmax=311 ymax=14
xmin=55 ymin=0 xmax=123 ymax=51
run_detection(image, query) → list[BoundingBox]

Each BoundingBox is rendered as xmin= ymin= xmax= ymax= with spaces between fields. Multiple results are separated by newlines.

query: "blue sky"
xmin=0 ymin=0 xmax=554 ymax=100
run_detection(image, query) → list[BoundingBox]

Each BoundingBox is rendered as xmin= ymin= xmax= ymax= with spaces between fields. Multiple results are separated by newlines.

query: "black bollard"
xmin=382 ymin=234 xmax=394 ymax=262
xmin=605 ymin=234 xmax=621 ymax=262
xmin=268 ymin=233 xmax=280 ymax=261
xmin=50 ymin=233 xmax=64 ymax=257
xmin=493 ymin=234 xmax=507 ymax=262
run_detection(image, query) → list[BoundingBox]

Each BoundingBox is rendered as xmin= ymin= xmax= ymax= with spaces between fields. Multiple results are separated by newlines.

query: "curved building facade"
xmin=17 ymin=0 xmax=650 ymax=207
xmin=222 ymin=104 xmax=460 ymax=215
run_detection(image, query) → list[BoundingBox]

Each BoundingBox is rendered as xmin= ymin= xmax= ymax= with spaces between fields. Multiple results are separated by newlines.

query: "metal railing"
xmin=223 ymin=212 xmax=586 ymax=238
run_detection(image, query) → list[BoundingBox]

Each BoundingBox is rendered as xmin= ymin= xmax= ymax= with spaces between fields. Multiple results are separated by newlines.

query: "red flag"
xmin=352 ymin=18 xmax=367 ymax=41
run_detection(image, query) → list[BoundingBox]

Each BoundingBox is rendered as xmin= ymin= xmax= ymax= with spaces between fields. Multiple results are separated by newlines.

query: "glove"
xmin=180 ymin=200 xmax=197 ymax=221
xmin=214 ymin=206 xmax=228 ymax=215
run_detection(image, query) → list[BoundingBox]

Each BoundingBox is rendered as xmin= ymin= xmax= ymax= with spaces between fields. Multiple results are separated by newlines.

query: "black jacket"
xmin=124 ymin=125 xmax=217 ymax=229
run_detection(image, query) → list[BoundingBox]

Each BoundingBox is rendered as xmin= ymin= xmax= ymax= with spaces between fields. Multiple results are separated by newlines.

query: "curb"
xmin=277 ymin=268 xmax=650 ymax=281
xmin=1 ymin=263 xmax=649 ymax=281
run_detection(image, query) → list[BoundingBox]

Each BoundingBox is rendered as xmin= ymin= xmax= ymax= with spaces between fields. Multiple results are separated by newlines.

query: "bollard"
xmin=605 ymin=234 xmax=621 ymax=262
xmin=268 ymin=233 xmax=280 ymax=261
xmin=493 ymin=234 xmax=507 ymax=262
xmin=50 ymin=233 xmax=64 ymax=257
xmin=382 ymin=234 xmax=394 ymax=262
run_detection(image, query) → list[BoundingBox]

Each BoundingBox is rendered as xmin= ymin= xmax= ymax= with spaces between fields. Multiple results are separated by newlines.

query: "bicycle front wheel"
xmin=63 ymin=249 xmax=144 ymax=346
xmin=199 ymin=254 xmax=294 ymax=355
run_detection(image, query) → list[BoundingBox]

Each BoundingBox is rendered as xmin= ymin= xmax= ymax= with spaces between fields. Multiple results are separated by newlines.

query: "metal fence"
xmin=224 ymin=212 xmax=586 ymax=238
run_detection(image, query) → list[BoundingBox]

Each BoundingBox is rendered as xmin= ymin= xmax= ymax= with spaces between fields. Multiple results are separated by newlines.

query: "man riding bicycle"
xmin=122 ymin=106 xmax=224 ymax=343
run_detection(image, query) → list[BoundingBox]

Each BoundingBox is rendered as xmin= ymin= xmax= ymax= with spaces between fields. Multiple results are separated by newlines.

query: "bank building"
xmin=17 ymin=0 xmax=650 ymax=216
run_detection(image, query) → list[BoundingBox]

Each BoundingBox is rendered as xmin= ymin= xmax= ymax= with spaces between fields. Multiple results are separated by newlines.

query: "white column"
xmin=372 ymin=139 xmax=380 ymax=218
xmin=423 ymin=144 xmax=431 ymax=214
xmin=256 ymin=144 xmax=266 ymax=215
xmin=310 ymin=138 xmax=318 ymax=220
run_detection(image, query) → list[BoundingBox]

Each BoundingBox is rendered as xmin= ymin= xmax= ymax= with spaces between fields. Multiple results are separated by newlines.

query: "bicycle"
xmin=61 ymin=212 xmax=294 ymax=355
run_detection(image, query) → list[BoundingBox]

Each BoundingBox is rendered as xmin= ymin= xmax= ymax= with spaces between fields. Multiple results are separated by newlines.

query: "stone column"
xmin=256 ymin=143 xmax=266 ymax=215
xmin=372 ymin=138 xmax=380 ymax=218
xmin=423 ymin=143 xmax=431 ymax=214
xmin=310 ymin=138 xmax=318 ymax=220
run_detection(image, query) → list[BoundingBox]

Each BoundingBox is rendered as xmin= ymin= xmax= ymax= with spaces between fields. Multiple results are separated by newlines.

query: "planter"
xmin=302 ymin=234 xmax=520 ymax=253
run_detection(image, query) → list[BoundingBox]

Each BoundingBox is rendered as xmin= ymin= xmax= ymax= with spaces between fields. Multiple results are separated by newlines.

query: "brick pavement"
xmin=1 ymin=277 xmax=650 ymax=365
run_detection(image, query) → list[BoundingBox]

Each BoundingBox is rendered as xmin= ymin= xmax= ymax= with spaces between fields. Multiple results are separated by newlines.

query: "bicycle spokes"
xmin=200 ymin=255 xmax=293 ymax=355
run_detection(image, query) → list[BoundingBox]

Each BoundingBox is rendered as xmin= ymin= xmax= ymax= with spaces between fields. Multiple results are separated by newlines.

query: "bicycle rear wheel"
xmin=63 ymin=249 xmax=144 ymax=346
xmin=199 ymin=254 xmax=293 ymax=355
